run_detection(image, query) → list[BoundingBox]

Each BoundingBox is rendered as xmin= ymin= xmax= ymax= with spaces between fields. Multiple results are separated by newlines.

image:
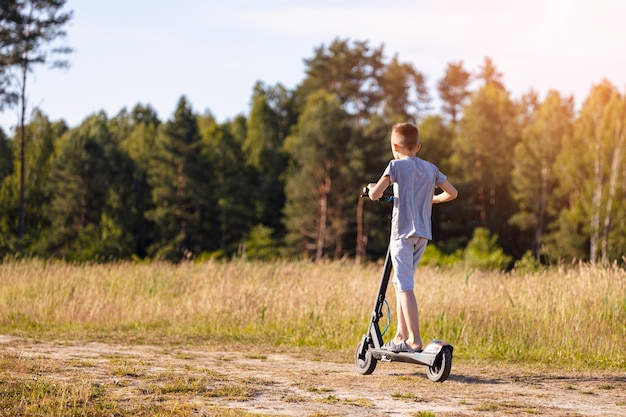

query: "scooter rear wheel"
xmin=426 ymin=346 xmax=452 ymax=382
xmin=355 ymin=339 xmax=377 ymax=375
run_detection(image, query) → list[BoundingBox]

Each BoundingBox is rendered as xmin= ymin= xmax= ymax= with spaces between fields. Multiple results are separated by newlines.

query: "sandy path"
xmin=1 ymin=335 xmax=625 ymax=416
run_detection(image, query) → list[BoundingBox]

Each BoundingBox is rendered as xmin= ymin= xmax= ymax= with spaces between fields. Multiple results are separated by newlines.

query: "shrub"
xmin=463 ymin=227 xmax=513 ymax=270
xmin=420 ymin=244 xmax=462 ymax=267
xmin=243 ymin=224 xmax=280 ymax=261
xmin=513 ymin=250 xmax=543 ymax=274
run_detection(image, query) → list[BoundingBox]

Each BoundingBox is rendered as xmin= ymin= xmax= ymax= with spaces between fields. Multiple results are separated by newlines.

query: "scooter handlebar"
xmin=361 ymin=186 xmax=394 ymax=201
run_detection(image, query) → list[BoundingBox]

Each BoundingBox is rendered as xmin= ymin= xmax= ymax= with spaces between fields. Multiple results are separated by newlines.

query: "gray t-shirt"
xmin=383 ymin=157 xmax=447 ymax=240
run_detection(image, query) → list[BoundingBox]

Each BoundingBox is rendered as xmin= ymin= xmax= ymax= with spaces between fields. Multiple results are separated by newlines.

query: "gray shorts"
xmin=390 ymin=236 xmax=428 ymax=292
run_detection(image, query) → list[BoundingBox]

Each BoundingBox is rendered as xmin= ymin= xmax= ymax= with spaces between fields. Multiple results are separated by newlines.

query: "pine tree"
xmin=199 ymin=113 xmax=255 ymax=256
xmin=0 ymin=128 xmax=14 ymax=255
xmin=453 ymin=58 xmax=520 ymax=252
xmin=284 ymin=90 xmax=352 ymax=260
xmin=117 ymin=104 xmax=161 ymax=257
xmin=0 ymin=128 xmax=10 ymax=181
xmin=379 ymin=55 xmax=430 ymax=123
xmin=243 ymin=82 xmax=292 ymax=237
xmin=297 ymin=39 xmax=435 ymax=260
xmin=510 ymin=91 xmax=574 ymax=258
xmin=418 ymin=115 xmax=457 ymax=244
xmin=437 ymin=61 xmax=472 ymax=127
xmin=146 ymin=96 xmax=215 ymax=261
xmin=0 ymin=0 xmax=73 ymax=238
xmin=297 ymin=38 xmax=385 ymax=123
xmin=40 ymin=113 xmax=124 ymax=259
xmin=21 ymin=111 xmax=66 ymax=240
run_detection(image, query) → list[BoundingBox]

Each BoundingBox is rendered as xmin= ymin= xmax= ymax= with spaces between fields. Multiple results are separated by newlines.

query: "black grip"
xmin=361 ymin=185 xmax=394 ymax=202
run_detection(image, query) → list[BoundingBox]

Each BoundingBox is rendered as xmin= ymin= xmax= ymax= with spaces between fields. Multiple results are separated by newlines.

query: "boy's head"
xmin=391 ymin=123 xmax=420 ymax=156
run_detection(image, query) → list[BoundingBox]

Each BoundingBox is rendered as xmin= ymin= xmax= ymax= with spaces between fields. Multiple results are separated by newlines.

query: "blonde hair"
xmin=392 ymin=123 xmax=419 ymax=149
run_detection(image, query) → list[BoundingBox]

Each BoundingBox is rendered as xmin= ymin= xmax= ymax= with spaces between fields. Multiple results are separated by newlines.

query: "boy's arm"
xmin=433 ymin=180 xmax=458 ymax=204
xmin=367 ymin=175 xmax=391 ymax=201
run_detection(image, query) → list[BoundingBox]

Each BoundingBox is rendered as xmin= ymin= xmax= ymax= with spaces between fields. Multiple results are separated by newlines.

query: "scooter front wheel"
xmin=355 ymin=339 xmax=377 ymax=375
xmin=426 ymin=346 xmax=452 ymax=382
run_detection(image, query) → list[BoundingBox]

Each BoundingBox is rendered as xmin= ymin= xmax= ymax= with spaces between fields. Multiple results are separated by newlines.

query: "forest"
xmin=1 ymin=37 xmax=625 ymax=266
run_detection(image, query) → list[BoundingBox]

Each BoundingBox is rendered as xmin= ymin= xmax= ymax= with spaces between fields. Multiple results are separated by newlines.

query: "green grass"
xmin=392 ymin=391 xmax=424 ymax=402
xmin=316 ymin=394 xmax=373 ymax=407
xmin=0 ymin=375 xmax=123 ymax=416
xmin=0 ymin=258 xmax=625 ymax=369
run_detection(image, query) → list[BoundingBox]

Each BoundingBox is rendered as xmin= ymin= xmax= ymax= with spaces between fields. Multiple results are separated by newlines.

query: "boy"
xmin=368 ymin=123 xmax=457 ymax=353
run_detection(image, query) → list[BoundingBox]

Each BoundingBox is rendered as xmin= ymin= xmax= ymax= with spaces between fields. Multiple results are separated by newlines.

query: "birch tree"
xmin=550 ymin=80 xmax=626 ymax=264
xmin=598 ymin=89 xmax=626 ymax=265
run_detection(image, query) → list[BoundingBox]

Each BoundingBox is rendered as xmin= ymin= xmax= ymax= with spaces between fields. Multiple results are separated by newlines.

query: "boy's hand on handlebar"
xmin=367 ymin=176 xmax=393 ymax=201
xmin=362 ymin=178 xmax=393 ymax=202
xmin=367 ymin=183 xmax=378 ymax=200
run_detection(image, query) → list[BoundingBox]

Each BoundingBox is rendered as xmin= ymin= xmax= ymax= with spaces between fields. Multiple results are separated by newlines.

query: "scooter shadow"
xmin=446 ymin=373 xmax=506 ymax=385
xmin=388 ymin=372 xmax=506 ymax=385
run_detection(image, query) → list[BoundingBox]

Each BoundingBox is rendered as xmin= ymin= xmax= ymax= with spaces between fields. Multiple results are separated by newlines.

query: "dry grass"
xmin=0 ymin=345 xmax=278 ymax=417
xmin=0 ymin=258 xmax=624 ymax=368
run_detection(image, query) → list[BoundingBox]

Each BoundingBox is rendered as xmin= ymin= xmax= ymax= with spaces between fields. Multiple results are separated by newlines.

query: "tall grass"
xmin=0 ymin=258 xmax=624 ymax=369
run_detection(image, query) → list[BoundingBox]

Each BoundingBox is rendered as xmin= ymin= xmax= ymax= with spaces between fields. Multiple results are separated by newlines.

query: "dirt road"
xmin=2 ymin=336 xmax=625 ymax=416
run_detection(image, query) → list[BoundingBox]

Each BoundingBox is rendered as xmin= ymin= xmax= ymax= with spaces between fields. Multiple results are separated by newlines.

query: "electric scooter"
xmin=355 ymin=187 xmax=453 ymax=383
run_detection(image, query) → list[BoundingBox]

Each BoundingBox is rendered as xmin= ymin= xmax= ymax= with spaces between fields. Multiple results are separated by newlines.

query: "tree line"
xmin=1 ymin=36 xmax=625 ymax=265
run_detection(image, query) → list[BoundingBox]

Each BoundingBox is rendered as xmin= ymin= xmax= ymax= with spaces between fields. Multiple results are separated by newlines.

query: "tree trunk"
xmin=177 ymin=158 xmax=186 ymax=255
xmin=535 ymin=164 xmax=549 ymax=256
xmin=316 ymin=161 xmax=331 ymax=261
xmin=17 ymin=61 xmax=28 ymax=238
xmin=474 ymin=146 xmax=487 ymax=226
xmin=334 ymin=206 xmax=343 ymax=259
xmin=589 ymin=127 xmax=603 ymax=263
xmin=600 ymin=117 xmax=625 ymax=266
xmin=620 ymin=162 xmax=626 ymax=260
xmin=355 ymin=196 xmax=366 ymax=263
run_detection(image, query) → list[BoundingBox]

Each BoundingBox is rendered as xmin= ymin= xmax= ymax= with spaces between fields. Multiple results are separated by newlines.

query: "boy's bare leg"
xmin=397 ymin=290 xmax=423 ymax=350
xmin=393 ymin=296 xmax=407 ymax=345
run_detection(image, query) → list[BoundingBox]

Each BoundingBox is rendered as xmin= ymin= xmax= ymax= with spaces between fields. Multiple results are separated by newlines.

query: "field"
xmin=1 ymin=259 xmax=625 ymax=416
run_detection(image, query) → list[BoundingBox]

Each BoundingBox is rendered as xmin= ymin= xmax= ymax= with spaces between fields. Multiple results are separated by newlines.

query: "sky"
xmin=1 ymin=0 xmax=625 ymax=132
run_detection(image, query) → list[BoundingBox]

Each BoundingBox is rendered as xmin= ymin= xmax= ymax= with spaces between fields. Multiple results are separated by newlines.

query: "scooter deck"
xmin=369 ymin=340 xmax=452 ymax=367
xmin=370 ymin=348 xmax=438 ymax=366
